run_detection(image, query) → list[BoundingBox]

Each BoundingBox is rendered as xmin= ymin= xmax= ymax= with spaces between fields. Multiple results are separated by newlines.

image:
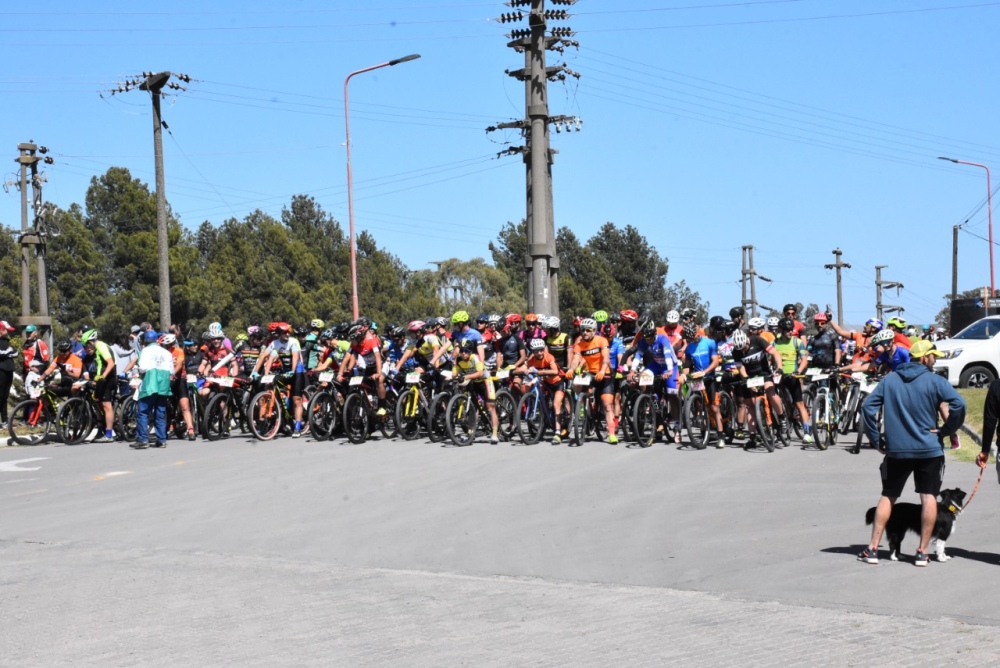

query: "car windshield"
xmin=954 ymin=319 xmax=1000 ymax=340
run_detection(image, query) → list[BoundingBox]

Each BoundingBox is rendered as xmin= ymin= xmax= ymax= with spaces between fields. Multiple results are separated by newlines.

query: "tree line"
xmin=0 ymin=167 xmax=710 ymax=341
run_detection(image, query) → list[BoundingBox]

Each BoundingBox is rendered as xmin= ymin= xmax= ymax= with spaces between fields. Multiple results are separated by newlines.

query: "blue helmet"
xmin=143 ymin=330 xmax=160 ymax=343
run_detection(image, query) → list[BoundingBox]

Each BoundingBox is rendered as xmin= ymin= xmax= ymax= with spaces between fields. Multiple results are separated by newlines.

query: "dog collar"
xmin=947 ymin=503 xmax=961 ymax=516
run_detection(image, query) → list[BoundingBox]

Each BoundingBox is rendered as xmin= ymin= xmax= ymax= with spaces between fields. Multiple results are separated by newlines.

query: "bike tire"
xmin=203 ymin=392 xmax=234 ymax=441
xmin=426 ymin=392 xmax=451 ymax=443
xmin=8 ymin=398 xmax=54 ymax=446
xmin=839 ymin=384 xmax=860 ymax=435
xmin=810 ymin=390 xmax=829 ymax=451
xmin=446 ymin=393 xmax=478 ymax=446
xmin=754 ymin=398 xmax=776 ymax=453
xmin=306 ymin=390 xmax=336 ymax=441
xmin=342 ymin=393 xmax=370 ymax=444
xmin=570 ymin=394 xmax=588 ymax=447
xmin=514 ymin=391 xmax=545 ymax=445
xmin=58 ymin=397 xmax=93 ymax=445
xmin=683 ymin=393 xmax=709 ymax=450
xmin=394 ymin=388 xmax=426 ymax=441
xmin=780 ymin=387 xmax=804 ymax=441
xmin=249 ymin=390 xmax=282 ymax=441
xmin=631 ymin=393 xmax=657 ymax=448
xmin=718 ymin=390 xmax=737 ymax=440
xmin=772 ymin=401 xmax=790 ymax=449
xmin=116 ymin=396 xmax=139 ymax=442
xmin=494 ymin=389 xmax=516 ymax=442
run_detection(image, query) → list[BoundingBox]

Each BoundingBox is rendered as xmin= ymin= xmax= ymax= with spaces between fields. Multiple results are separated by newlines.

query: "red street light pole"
xmin=344 ymin=53 xmax=421 ymax=320
xmin=940 ymin=156 xmax=994 ymax=299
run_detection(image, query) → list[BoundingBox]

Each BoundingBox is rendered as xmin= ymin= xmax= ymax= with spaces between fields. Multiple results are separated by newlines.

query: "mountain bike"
xmin=514 ymin=374 xmax=571 ymax=445
xmin=341 ymin=373 xmax=392 ymax=444
xmin=202 ymin=375 xmax=253 ymax=440
xmin=394 ymin=370 xmax=433 ymax=441
xmin=248 ymin=372 xmax=294 ymax=441
xmin=307 ymin=371 xmax=345 ymax=441
xmin=806 ymin=368 xmax=839 ymax=450
xmin=569 ymin=372 xmax=607 ymax=447
xmin=7 ymin=381 xmax=64 ymax=445
xmin=444 ymin=379 xmax=499 ymax=446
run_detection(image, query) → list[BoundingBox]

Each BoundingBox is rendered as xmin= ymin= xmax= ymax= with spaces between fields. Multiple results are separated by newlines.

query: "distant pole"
xmin=141 ymin=72 xmax=172 ymax=330
xmin=824 ymin=248 xmax=851 ymax=323
xmin=952 ymin=225 xmax=959 ymax=301
xmin=344 ymin=54 xmax=421 ymax=320
xmin=18 ymin=153 xmax=30 ymax=318
xmin=939 ymin=157 xmax=994 ymax=298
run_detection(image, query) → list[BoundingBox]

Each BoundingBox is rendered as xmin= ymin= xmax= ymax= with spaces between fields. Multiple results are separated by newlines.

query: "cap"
xmin=130 ymin=325 xmax=141 ymax=334
xmin=909 ymin=340 xmax=944 ymax=359
xmin=24 ymin=324 xmax=37 ymax=333
xmin=144 ymin=330 xmax=160 ymax=343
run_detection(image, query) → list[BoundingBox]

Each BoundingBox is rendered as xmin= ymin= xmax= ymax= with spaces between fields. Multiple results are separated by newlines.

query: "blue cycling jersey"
xmin=452 ymin=328 xmax=483 ymax=348
xmin=635 ymin=334 xmax=677 ymax=375
xmin=609 ymin=336 xmax=625 ymax=370
xmin=875 ymin=346 xmax=911 ymax=372
xmin=684 ymin=337 xmax=718 ymax=375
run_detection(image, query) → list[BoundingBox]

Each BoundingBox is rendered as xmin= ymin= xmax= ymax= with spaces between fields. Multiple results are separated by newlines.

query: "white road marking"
xmin=0 ymin=457 xmax=50 ymax=472
xmin=3 ymin=478 xmax=40 ymax=484
xmin=103 ymin=471 xmax=130 ymax=477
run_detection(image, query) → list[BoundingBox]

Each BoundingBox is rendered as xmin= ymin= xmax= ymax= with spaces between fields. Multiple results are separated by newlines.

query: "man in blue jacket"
xmin=859 ymin=339 xmax=965 ymax=567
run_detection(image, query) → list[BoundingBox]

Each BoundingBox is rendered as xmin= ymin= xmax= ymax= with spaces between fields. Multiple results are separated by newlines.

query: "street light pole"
xmin=344 ymin=53 xmax=421 ymax=320
xmin=939 ymin=157 xmax=994 ymax=299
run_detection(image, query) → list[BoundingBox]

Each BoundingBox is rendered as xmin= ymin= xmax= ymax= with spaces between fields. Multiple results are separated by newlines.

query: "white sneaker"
xmin=803 ymin=434 xmax=814 ymax=444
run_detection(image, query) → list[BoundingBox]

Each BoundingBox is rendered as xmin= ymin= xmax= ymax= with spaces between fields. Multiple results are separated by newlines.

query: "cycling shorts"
xmin=471 ymin=378 xmax=496 ymax=402
xmin=779 ymin=374 xmax=803 ymax=404
xmin=596 ymin=376 xmax=615 ymax=397
xmin=290 ymin=371 xmax=307 ymax=398
xmin=94 ymin=377 xmax=116 ymax=403
xmin=170 ymin=375 xmax=190 ymax=401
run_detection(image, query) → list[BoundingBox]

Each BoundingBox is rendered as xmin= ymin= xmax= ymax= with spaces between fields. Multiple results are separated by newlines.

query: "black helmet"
xmin=709 ymin=315 xmax=726 ymax=331
xmin=321 ymin=328 xmax=335 ymax=340
xmin=459 ymin=339 xmax=477 ymax=353
xmin=609 ymin=311 xmax=621 ymax=324
xmin=293 ymin=324 xmax=309 ymax=336
xmin=681 ymin=308 xmax=697 ymax=320
xmin=723 ymin=320 xmax=739 ymax=335
xmin=729 ymin=306 xmax=745 ymax=319
xmin=335 ymin=321 xmax=351 ymax=337
xmin=388 ymin=325 xmax=405 ymax=337
xmin=778 ymin=317 xmax=796 ymax=333
xmin=57 ymin=340 xmax=73 ymax=353
xmin=783 ymin=303 xmax=797 ymax=314
xmin=682 ymin=322 xmax=698 ymax=339
xmin=475 ymin=313 xmax=489 ymax=324
xmin=638 ymin=318 xmax=656 ymax=338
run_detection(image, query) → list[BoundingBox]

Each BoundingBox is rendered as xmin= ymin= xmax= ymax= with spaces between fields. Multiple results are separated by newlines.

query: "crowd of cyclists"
xmin=2 ymin=303 xmax=953 ymax=452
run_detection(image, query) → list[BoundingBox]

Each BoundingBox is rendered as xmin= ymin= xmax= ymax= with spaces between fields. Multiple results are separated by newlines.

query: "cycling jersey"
xmin=407 ymin=334 xmax=441 ymax=366
xmin=497 ymin=335 xmax=525 ymax=369
xmin=525 ymin=351 xmax=562 ymax=386
xmin=266 ymin=336 xmax=302 ymax=373
xmin=875 ymin=346 xmax=911 ymax=372
xmin=84 ymin=341 xmax=114 ymax=378
xmin=772 ymin=336 xmax=806 ymax=375
xmin=453 ymin=327 xmax=483 ymax=349
xmin=732 ymin=336 xmax=776 ymax=377
xmin=718 ymin=338 xmax=737 ymax=374
xmin=545 ymin=332 xmax=570 ymax=370
xmin=807 ymin=326 xmax=839 ymax=368
xmin=893 ymin=331 xmax=913 ymax=349
xmin=454 ymin=353 xmax=487 ymax=382
xmin=660 ymin=324 xmax=684 ymax=353
xmin=628 ymin=334 xmax=676 ymax=376
xmin=759 ymin=331 xmax=775 ymax=344
xmin=574 ymin=335 xmax=610 ymax=375
xmin=844 ymin=331 xmax=874 ymax=364
xmin=237 ymin=344 xmax=263 ymax=376
xmin=348 ymin=333 xmax=379 ymax=371
xmin=203 ymin=345 xmax=234 ymax=376
xmin=47 ymin=352 xmax=83 ymax=380
xmin=684 ymin=337 xmax=718 ymax=376
xmin=303 ymin=333 xmax=321 ymax=370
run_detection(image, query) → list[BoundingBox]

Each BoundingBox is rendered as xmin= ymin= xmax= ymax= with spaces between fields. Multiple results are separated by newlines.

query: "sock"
xmin=106 ymin=429 xmax=113 ymax=438
xmin=803 ymin=422 xmax=811 ymax=434
xmin=295 ymin=420 xmax=302 ymax=431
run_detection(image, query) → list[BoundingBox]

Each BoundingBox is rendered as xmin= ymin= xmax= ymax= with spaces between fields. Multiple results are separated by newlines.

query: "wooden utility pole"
xmin=14 ymin=142 xmax=54 ymax=343
xmin=824 ymin=248 xmax=851 ymax=323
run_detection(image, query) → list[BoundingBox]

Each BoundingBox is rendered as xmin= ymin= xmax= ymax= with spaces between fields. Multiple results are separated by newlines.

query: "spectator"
xmin=132 ymin=330 xmax=173 ymax=449
xmin=21 ymin=324 xmax=49 ymax=374
xmin=0 ymin=323 xmax=19 ymax=428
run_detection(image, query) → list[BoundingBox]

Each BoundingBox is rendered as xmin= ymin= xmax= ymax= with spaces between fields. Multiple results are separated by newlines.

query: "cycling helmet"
xmin=310 ymin=319 xmax=325 ymax=330
xmin=236 ymin=332 xmax=249 ymax=343
xmin=579 ymin=317 xmax=597 ymax=331
xmin=545 ymin=316 xmax=561 ymax=329
xmin=81 ymin=329 xmax=99 ymax=344
xmin=273 ymin=322 xmax=291 ymax=334
xmin=471 ymin=313 xmax=486 ymax=325
xmin=320 ymin=328 xmax=334 ymax=340
xmin=183 ymin=339 xmax=196 ymax=347
xmin=778 ymin=317 xmax=795 ymax=333
xmin=408 ymin=320 xmax=426 ymax=332
xmin=388 ymin=325 xmax=405 ymax=338
xmin=451 ymin=311 xmax=470 ymax=325
xmin=729 ymin=306 xmax=745 ymax=320
xmin=723 ymin=320 xmax=739 ymax=335
xmin=766 ymin=316 xmax=779 ymax=329
xmin=682 ymin=322 xmax=699 ymax=339
xmin=636 ymin=316 xmax=654 ymax=336
xmin=143 ymin=330 xmax=159 ymax=343
xmin=731 ymin=328 xmax=749 ymax=349
xmin=609 ymin=312 xmax=621 ymax=324
xmin=709 ymin=315 xmax=726 ymax=331
xmin=159 ymin=333 xmax=176 ymax=347
xmin=748 ymin=317 xmax=765 ymax=330
xmin=208 ymin=322 xmax=224 ymax=339
xmin=487 ymin=314 xmax=503 ymax=326
xmin=529 ymin=338 xmax=546 ymax=351
xmin=57 ymin=340 xmax=72 ymax=353
xmin=680 ymin=308 xmax=696 ymax=321
xmin=505 ymin=313 xmax=522 ymax=327
xmin=293 ymin=324 xmax=309 ymax=336
xmin=370 ymin=321 xmax=378 ymax=332
xmin=348 ymin=324 xmax=366 ymax=340
xmin=458 ymin=339 xmax=478 ymax=354
xmin=620 ymin=309 xmax=638 ymax=323
xmin=871 ymin=329 xmax=895 ymax=346
xmin=813 ymin=312 xmax=829 ymax=323
xmin=887 ymin=316 xmax=906 ymax=329
xmin=593 ymin=310 xmax=609 ymax=323
xmin=865 ymin=318 xmax=883 ymax=331
xmin=783 ymin=303 xmax=797 ymax=314
xmin=525 ymin=313 xmax=538 ymax=323
xmin=666 ymin=310 xmax=680 ymax=325
xmin=202 ymin=330 xmax=213 ymax=342
xmin=247 ymin=325 xmax=262 ymax=337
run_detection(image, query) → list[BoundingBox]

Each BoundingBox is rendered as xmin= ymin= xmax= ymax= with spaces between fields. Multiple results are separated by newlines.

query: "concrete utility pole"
xmin=13 ymin=142 xmax=54 ymax=342
xmin=952 ymin=225 xmax=960 ymax=301
xmin=824 ymin=248 xmax=851 ymax=323
xmin=109 ymin=71 xmax=192 ymax=330
xmin=875 ymin=265 xmax=904 ymax=321
xmin=739 ymin=245 xmax=771 ymax=318
xmin=490 ymin=0 xmax=580 ymax=316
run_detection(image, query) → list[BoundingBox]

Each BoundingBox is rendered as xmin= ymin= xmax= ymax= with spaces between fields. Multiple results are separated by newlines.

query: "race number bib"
xmin=261 ymin=374 xmax=275 ymax=384
xmin=349 ymin=376 xmax=363 ymax=386
xmin=496 ymin=370 xmax=510 ymax=380
xmin=216 ymin=376 xmax=234 ymax=388
xmin=746 ymin=376 xmax=765 ymax=389
xmin=573 ymin=375 xmax=591 ymax=387
xmin=405 ymin=372 xmax=421 ymax=384
xmin=690 ymin=379 xmax=705 ymax=392
xmin=638 ymin=372 xmax=654 ymax=387
xmin=319 ymin=372 xmax=334 ymax=383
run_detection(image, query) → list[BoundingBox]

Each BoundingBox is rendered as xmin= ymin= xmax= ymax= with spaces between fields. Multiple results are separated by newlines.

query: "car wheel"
xmin=959 ymin=365 xmax=995 ymax=388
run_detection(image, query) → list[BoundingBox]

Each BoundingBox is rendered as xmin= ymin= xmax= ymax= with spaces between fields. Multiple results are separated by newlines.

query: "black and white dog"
xmin=865 ymin=488 xmax=966 ymax=562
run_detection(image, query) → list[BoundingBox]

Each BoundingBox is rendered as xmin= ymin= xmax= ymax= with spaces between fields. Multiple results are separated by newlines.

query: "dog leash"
xmin=962 ymin=465 xmax=986 ymax=511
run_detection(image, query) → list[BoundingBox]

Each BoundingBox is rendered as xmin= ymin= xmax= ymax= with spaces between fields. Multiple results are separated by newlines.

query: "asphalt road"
xmin=3 ymin=431 xmax=1000 ymax=665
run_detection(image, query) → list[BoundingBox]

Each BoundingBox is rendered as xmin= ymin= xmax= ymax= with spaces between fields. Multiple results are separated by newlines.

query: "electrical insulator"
xmin=507 ymin=29 xmax=530 ymax=39
xmin=575 ymin=118 xmax=583 ymax=131
xmin=505 ymin=0 xmax=531 ymax=6
xmin=142 ymin=71 xmax=152 ymax=77
xmin=498 ymin=11 xmax=524 ymax=23
xmin=176 ymin=73 xmax=191 ymax=82
xmin=550 ymin=0 xmax=577 ymax=5
xmin=543 ymin=10 xmax=569 ymax=20
xmin=551 ymin=27 xmax=574 ymax=37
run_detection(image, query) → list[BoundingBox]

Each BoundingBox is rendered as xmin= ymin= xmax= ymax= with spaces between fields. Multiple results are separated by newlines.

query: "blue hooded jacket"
xmin=862 ymin=362 xmax=965 ymax=459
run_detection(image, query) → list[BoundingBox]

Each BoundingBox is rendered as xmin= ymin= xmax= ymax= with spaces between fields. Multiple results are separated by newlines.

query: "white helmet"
xmin=731 ymin=329 xmax=749 ymax=349
xmin=748 ymin=317 xmax=765 ymax=329
xmin=208 ymin=322 xmax=224 ymax=339
xmin=529 ymin=338 xmax=546 ymax=351
xmin=766 ymin=316 xmax=779 ymax=329
xmin=545 ymin=316 xmax=560 ymax=329
xmin=579 ymin=318 xmax=597 ymax=330
xmin=666 ymin=310 xmax=680 ymax=325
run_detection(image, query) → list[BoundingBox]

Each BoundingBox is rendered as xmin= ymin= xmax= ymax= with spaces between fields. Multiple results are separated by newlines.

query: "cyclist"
xmin=594 ymin=310 xmax=615 ymax=341
xmin=679 ymin=321 xmax=725 ymax=447
xmin=453 ymin=338 xmax=500 ymax=445
xmin=235 ymin=327 xmax=265 ymax=379
xmin=715 ymin=320 xmax=744 ymax=442
xmin=303 ymin=319 xmax=325 ymax=371
xmin=515 ymin=338 xmax=566 ymax=444
xmin=660 ymin=310 xmax=684 ymax=351
xmin=383 ymin=324 xmax=409 ymax=373
xmin=830 ymin=318 xmax=882 ymax=367
xmin=337 ymin=321 xmax=387 ymax=421
xmin=729 ymin=306 xmax=746 ymax=331
xmin=867 ymin=328 xmax=911 ymax=373
xmin=253 ymin=322 xmax=308 ymax=438
xmin=544 ymin=316 xmax=570 ymax=372
xmin=773 ymin=317 xmax=812 ymax=443
xmin=208 ymin=322 xmax=233 ymax=353
xmin=766 ymin=316 xmax=780 ymax=339
xmin=782 ymin=304 xmax=808 ymax=343
xmin=619 ymin=310 xmax=639 ymax=347
xmin=448 ymin=311 xmax=484 ymax=361
xmin=749 ymin=317 xmax=774 ymax=344
xmin=81 ymin=329 xmax=117 ymax=442
xmin=397 ymin=320 xmax=440 ymax=375
xmin=730 ymin=328 xmax=786 ymax=449
xmin=38 ymin=340 xmax=85 ymax=397
xmin=623 ymin=317 xmax=681 ymax=443
xmin=495 ymin=314 xmax=527 ymax=383
xmin=198 ymin=330 xmax=238 ymax=399
xmin=807 ymin=312 xmax=842 ymax=371
xmin=569 ymin=317 xmax=618 ymax=444
xmin=156 ymin=333 xmax=197 ymax=440
xmin=521 ymin=314 xmax=545 ymax=342
xmin=885 ymin=316 xmax=913 ymax=350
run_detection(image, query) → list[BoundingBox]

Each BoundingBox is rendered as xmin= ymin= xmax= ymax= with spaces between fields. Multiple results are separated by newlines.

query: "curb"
xmin=961 ymin=423 xmax=983 ymax=448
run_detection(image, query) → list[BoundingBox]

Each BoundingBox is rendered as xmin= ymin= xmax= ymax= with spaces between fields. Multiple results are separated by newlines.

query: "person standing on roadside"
xmin=976 ymin=377 xmax=1000 ymax=477
xmin=0 ymin=323 xmax=19 ymax=428
xmin=859 ymin=340 xmax=965 ymax=567
xmin=132 ymin=330 xmax=173 ymax=449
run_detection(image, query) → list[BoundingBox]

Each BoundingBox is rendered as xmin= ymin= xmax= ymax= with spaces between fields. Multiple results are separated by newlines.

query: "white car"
xmin=933 ymin=316 xmax=1000 ymax=387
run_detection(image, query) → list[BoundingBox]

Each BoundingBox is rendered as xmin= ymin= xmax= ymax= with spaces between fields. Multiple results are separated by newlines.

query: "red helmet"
xmin=271 ymin=321 xmax=291 ymax=333
xmin=813 ymin=312 xmax=829 ymax=323
xmin=620 ymin=310 xmax=638 ymax=322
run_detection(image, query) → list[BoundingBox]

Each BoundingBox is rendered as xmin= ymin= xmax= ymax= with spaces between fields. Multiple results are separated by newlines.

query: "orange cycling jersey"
xmin=525 ymin=351 xmax=562 ymax=385
xmin=49 ymin=352 xmax=83 ymax=379
xmin=573 ymin=335 xmax=609 ymax=374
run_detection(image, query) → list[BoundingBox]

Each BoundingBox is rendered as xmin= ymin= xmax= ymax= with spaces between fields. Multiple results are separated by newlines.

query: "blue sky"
xmin=2 ymin=0 xmax=998 ymax=326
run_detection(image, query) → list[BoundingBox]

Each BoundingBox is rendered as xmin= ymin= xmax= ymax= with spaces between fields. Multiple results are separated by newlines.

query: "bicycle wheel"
xmin=249 ymin=390 xmax=282 ymax=441
xmin=619 ymin=390 xmax=636 ymax=443
xmin=342 ymin=393 xmax=370 ymax=444
xmin=570 ymin=394 xmax=588 ymax=447
xmin=810 ymin=389 xmax=829 ymax=451
xmin=426 ymin=392 xmax=451 ymax=443
xmin=394 ymin=388 xmax=426 ymax=441
xmin=683 ymin=393 xmax=709 ymax=450
xmin=116 ymin=396 xmax=139 ymax=442
xmin=203 ymin=393 xmax=234 ymax=441
xmin=58 ymin=397 xmax=93 ymax=445
xmin=838 ymin=384 xmax=860 ymax=435
xmin=8 ymin=398 xmax=55 ymax=445
xmin=494 ymin=389 xmax=516 ymax=442
xmin=515 ymin=390 xmax=545 ymax=445
xmin=771 ymin=400 xmax=790 ymax=448
xmin=306 ymin=390 xmax=336 ymax=441
xmin=754 ymin=398 xmax=775 ymax=453
xmin=631 ymin=393 xmax=657 ymax=448
xmin=445 ymin=392 xmax=478 ymax=446
xmin=718 ymin=390 xmax=737 ymax=443
xmin=780 ymin=387 xmax=804 ymax=441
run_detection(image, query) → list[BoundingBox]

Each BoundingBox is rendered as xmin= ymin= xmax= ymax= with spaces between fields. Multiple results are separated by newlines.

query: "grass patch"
xmin=953 ymin=388 xmax=988 ymax=464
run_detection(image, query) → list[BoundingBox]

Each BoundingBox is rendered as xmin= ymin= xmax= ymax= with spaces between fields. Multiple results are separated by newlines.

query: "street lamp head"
xmin=389 ymin=54 xmax=421 ymax=66
xmin=938 ymin=156 xmax=959 ymax=163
